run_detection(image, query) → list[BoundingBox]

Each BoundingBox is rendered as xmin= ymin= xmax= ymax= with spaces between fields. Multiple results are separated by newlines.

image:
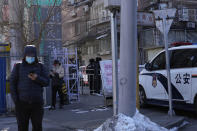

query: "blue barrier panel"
xmin=0 ymin=57 xmax=6 ymax=113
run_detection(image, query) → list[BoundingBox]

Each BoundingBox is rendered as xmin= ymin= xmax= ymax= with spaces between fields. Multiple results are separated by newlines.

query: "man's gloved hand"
xmin=54 ymin=73 xmax=59 ymax=78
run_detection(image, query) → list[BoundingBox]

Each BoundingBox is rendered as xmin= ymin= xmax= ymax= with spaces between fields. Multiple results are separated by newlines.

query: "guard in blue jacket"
xmin=10 ymin=45 xmax=49 ymax=131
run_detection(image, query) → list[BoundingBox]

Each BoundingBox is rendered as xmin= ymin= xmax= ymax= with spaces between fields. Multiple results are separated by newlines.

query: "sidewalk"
xmin=44 ymin=95 xmax=185 ymax=130
xmin=0 ymin=95 xmax=184 ymax=131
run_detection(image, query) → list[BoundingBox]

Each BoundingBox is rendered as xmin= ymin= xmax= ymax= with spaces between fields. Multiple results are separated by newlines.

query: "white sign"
xmin=153 ymin=9 xmax=177 ymax=34
xmin=100 ymin=60 xmax=120 ymax=97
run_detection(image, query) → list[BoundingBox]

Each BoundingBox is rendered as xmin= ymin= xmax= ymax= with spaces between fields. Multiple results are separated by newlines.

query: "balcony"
xmin=87 ymin=16 xmax=110 ymax=30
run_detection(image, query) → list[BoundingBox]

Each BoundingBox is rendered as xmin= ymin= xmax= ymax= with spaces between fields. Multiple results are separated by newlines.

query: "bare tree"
xmin=6 ymin=0 xmax=59 ymax=56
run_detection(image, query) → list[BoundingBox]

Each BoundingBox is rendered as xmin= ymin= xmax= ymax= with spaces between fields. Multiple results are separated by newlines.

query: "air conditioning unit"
xmin=83 ymin=5 xmax=89 ymax=13
xmin=178 ymin=8 xmax=189 ymax=21
xmin=104 ymin=0 xmax=120 ymax=10
xmin=71 ymin=10 xmax=77 ymax=17
xmin=98 ymin=51 xmax=111 ymax=56
xmin=187 ymin=22 xmax=195 ymax=29
xmin=69 ymin=0 xmax=75 ymax=5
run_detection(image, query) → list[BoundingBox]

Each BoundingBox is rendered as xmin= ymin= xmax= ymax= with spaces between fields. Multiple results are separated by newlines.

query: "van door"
xmin=144 ymin=51 xmax=168 ymax=100
xmin=170 ymin=49 xmax=193 ymax=102
xmin=190 ymin=49 xmax=197 ymax=104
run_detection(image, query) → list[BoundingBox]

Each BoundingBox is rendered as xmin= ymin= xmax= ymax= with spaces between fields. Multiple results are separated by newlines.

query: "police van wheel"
xmin=139 ymin=86 xmax=147 ymax=108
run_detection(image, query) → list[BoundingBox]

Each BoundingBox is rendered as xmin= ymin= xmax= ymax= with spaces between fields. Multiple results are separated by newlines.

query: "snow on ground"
xmin=92 ymin=93 xmax=103 ymax=97
xmin=44 ymin=106 xmax=51 ymax=109
xmin=71 ymin=109 xmax=81 ymax=112
xmin=71 ymin=107 xmax=109 ymax=114
xmin=91 ymin=107 xmax=109 ymax=112
xmin=75 ymin=111 xmax=89 ymax=114
xmin=94 ymin=110 xmax=178 ymax=131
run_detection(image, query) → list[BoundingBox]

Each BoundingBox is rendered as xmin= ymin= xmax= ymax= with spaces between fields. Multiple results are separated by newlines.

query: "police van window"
xmin=170 ymin=49 xmax=196 ymax=69
xmin=191 ymin=49 xmax=197 ymax=67
xmin=151 ymin=52 xmax=166 ymax=70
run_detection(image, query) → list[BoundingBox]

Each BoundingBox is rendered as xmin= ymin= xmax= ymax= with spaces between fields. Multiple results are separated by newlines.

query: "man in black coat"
xmin=10 ymin=45 xmax=49 ymax=131
xmin=94 ymin=57 xmax=102 ymax=94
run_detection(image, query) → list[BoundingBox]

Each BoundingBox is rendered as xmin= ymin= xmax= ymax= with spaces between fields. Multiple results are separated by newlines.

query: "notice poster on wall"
xmin=100 ymin=60 xmax=120 ymax=97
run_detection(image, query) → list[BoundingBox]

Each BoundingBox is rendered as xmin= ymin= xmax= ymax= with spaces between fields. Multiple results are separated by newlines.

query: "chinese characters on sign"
xmin=175 ymin=73 xmax=182 ymax=84
xmin=100 ymin=60 xmax=120 ymax=97
xmin=183 ymin=73 xmax=190 ymax=84
xmin=175 ymin=73 xmax=191 ymax=84
xmin=137 ymin=12 xmax=154 ymax=26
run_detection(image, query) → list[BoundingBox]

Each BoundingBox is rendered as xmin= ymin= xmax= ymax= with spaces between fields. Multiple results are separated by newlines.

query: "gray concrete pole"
xmin=163 ymin=18 xmax=174 ymax=116
xmin=110 ymin=10 xmax=118 ymax=116
xmin=118 ymin=0 xmax=137 ymax=117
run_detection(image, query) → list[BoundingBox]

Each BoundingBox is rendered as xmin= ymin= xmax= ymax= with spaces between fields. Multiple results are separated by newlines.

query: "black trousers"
xmin=52 ymin=85 xmax=64 ymax=107
xmin=94 ymin=76 xmax=101 ymax=94
xmin=15 ymin=102 xmax=44 ymax=131
xmin=89 ymin=77 xmax=94 ymax=94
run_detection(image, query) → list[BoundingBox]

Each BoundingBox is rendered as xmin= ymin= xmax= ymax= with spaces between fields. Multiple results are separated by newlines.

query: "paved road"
xmin=0 ymin=116 xmax=71 ymax=131
xmin=0 ymin=96 xmax=192 ymax=131
xmin=175 ymin=109 xmax=197 ymax=131
xmin=141 ymin=105 xmax=197 ymax=131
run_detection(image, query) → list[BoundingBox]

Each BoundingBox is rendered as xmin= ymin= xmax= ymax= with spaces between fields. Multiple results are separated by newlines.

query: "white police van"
xmin=139 ymin=44 xmax=197 ymax=112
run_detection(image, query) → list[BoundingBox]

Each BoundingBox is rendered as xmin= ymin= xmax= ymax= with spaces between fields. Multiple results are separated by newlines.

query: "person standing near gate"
xmin=94 ymin=57 xmax=102 ymax=94
xmin=10 ymin=45 xmax=49 ymax=131
xmin=49 ymin=60 xmax=64 ymax=110
xmin=86 ymin=59 xmax=95 ymax=94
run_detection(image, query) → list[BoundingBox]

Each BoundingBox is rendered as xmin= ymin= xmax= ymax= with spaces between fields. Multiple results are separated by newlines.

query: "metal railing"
xmin=79 ymin=69 xmax=102 ymax=95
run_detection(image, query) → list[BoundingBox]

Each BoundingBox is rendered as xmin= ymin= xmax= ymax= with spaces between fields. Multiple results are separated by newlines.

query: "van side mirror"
xmin=145 ymin=62 xmax=152 ymax=71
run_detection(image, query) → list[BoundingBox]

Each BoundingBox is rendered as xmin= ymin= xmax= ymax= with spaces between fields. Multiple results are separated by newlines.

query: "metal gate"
xmin=0 ymin=57 xmax=6 ymax=113
xmin=50 ymin=48 xmax=80 ymax=102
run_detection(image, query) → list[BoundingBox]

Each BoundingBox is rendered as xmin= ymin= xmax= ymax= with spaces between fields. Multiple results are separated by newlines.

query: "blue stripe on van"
xmin=141 ymin=73 xmax=184 ymax=100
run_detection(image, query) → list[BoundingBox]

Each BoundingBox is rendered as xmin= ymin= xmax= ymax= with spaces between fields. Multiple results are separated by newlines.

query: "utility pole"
xmin=110 ymin=9 xmax=119 ymax=116
xmin=118 ymin=0 xmax=137 ymax=117
xmin=104 ymin=0 xmax=120 ymax=116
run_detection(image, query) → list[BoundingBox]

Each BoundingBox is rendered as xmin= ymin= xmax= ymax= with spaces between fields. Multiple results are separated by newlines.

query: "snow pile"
xmin=94 ymin=110 xmax=177 ymax=131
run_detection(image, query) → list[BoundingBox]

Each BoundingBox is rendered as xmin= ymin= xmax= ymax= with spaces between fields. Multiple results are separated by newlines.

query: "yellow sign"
xmin=0 ymin=43 xmax=10 ymax=52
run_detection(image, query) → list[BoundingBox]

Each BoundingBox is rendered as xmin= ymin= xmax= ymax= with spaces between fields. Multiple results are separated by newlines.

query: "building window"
xmin=151 ymin=52 xmax=166 ymax=70
xmin=75 ymin=22 xmax=81 ymax=35
xmin=171 ymin=49 xmax=197 ymax=68
xmin=88 ymin=46 xmax=93 ymax=55
xmin=99 ymin=38 xmax=111 ymax=53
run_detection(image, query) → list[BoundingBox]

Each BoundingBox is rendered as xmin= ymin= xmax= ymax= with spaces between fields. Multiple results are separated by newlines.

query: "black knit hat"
xmin=96 ymin=57 xmax=102 ymax=62
xmin=23 ymin=45 xmax=38 ymax=63
xmin=53 ymin=60 xmax=60 ymax=65
xmin=24 ymin=45 xmax=37 ymax=57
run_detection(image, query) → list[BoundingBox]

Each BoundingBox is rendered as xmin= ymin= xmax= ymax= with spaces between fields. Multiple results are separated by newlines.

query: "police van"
xmin=139 ymin=44 xmax=197 ymax=112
